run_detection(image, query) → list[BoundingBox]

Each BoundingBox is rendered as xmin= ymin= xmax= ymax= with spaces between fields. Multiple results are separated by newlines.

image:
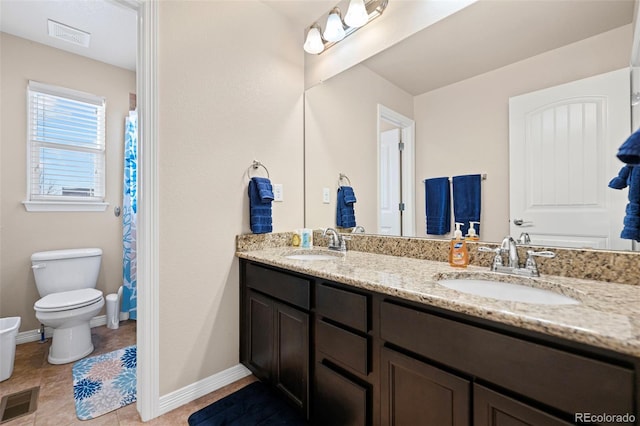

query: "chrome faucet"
xmin=518 ymin=232 xmax=531 ymax=244
xmin=501 ymin=236 xmax=519 ymax=268
xmin=352 ymin=225 xmax=365 ymax=234
xmin=524 ymin=250 xmax=556 ymax=277
xmin=323 ymin=228 xmax=349 ymax=251
xmin=479 ymin=236 xmax=555 ymax=277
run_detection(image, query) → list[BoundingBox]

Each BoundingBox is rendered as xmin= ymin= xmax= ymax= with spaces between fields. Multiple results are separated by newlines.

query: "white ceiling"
xmin=362 ymin=0 xmax=635 ymax=95
xmin=0 ymin=0 xmax=325 ymax=72
xmin=0 ymin=0 xmax=137 ymax=71
xmin=263 ymin=0 xmax=337 ymax=31
xmin=0 ymin=0 xmax=634 ymax=91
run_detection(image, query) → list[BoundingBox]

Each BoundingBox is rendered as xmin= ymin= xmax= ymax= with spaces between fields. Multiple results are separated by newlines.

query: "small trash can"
xmin=106 ymin=287 xmax=122 ymax=330
xmin=0 ymin=316 xmax=21 ymax=382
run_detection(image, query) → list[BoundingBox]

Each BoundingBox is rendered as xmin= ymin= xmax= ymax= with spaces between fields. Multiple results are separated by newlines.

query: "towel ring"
xmin=249 ymin=160 xmax=270 ymax=179
xmin=338 ymin=173 xmax=351 ymax=186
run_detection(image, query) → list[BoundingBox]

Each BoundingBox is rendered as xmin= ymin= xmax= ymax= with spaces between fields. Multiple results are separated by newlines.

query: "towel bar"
xmin=449 ymin=173 xmax=487 ymax=182
xmin=422 ymin=174 xmax=487 ymax=183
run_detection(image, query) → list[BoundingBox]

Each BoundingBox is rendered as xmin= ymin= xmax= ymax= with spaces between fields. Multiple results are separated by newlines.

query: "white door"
xmin=379 ymin=128 xmax=401 ymax=235
xmin=509 ymin=68 xmax=631 ymax=250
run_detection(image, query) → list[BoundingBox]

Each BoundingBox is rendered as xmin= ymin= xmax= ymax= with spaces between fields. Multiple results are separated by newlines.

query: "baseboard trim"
xmin=158 ymin=364 xmax=252 ymax=416
xmin=16 ymin=329 xmax=50 ymax=345
xmin=15 ymin=313 xmax=130 ymax=345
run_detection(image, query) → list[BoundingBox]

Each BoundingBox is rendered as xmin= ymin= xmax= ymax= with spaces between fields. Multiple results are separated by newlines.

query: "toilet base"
xmin=47 ymin=322 xmax=95 ymax=364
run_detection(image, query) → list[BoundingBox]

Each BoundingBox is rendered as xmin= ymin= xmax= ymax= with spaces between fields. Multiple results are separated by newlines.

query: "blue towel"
xmin=250 ymin=177 xmax=274 ymax=202
xmin=336 ymin=186 xmax=357 ymax=228
xmin=609 ymin=165 xmax=640 ymax=241
xmin=342 ymin=186 xmax=357 ymax=204
xmin=608 ymin=165 xmax=631 ymax=189
xmin=617 ymin=127 xmax=640 ymax=165
xmin=425 ymin=177 xmax=450 ymax=235
xmin=452 ymin=174 xmax=482 ymax=237
xmin=248 ymin=177 xmax=273 ymax=234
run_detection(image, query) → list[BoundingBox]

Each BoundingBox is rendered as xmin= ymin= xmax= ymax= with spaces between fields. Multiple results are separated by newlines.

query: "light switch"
xmin=322 ymin=187 xmax=330 ymax=204
xmin=273 ymin=184 xmax=283 ymax=202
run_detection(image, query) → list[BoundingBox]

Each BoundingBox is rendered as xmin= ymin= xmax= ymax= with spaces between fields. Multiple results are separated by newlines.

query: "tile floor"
xmin=0 ymin=321 xmax=256 ymax=425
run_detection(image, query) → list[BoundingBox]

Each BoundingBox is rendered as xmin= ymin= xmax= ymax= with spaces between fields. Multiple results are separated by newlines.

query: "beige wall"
xmin=414 ymin=24 xmax=632 ymax=242
xmin=158 ymin=1 xmax=304 ymax=395
xmin=0 ymin=33 xmax=136 ymax=331
xmin=305 ymin=64 xmax=413 ymax=231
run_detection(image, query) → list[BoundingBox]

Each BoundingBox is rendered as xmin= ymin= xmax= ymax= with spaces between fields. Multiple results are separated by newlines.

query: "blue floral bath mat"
xmin=72 ymin=345 xmax=137 ymax=420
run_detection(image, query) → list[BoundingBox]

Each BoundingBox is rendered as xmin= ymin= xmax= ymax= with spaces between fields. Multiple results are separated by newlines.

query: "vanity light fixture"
xmin=344 ymin=0 xmax=369 ymax=28
xmin=323 ymin=8 xmax=346 ymax=42
xmin=303 ymin=24 xmax=325 ymax=54
xmin=303 ymin=0 xmax=389 ymax=55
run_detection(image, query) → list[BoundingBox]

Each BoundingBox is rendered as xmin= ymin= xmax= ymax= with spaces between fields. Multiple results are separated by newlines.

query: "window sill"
xmin=23 ymin=201 xmax=109 ymax=212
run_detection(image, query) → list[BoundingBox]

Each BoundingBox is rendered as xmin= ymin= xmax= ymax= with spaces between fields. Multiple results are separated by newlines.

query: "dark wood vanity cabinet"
xmin=380 ymin=300 xmax=635 ymax=426
xmin=241 ymin=262 xmax=310 ymax=416
xmin=381 ymin=347 xmax=470 ymax=426
xmin=473 ymin=385 xmax=573 ymax=426
xmin=240 ymin=259 xmax=639 ymax=426
xmin=244 ymin=290 xmax=274 ymax=381
xmin=314 ymin=282 xmax=373 ymax=426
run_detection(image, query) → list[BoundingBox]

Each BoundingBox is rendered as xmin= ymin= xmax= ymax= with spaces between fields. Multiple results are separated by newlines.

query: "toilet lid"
xmin=34 ymin=289 xmax=103 ymax=312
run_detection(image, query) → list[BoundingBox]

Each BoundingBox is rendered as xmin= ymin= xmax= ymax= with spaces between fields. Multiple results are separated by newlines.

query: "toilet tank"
xmin=31 ymin=248 xmax=102 ymax=297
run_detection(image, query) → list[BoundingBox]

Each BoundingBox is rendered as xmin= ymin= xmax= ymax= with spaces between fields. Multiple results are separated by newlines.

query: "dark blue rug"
xmin=187 ymin=381 xmax=307 ymax=426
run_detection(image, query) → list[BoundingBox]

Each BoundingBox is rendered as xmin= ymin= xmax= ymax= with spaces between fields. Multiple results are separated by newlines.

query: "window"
xmin=24 ymin=81 xmax=107 ymax=212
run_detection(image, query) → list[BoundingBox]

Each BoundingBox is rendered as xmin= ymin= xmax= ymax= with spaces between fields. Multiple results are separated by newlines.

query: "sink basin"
xmin=284 ymin=250 xmax=343 ymax=261
xmin=437 ymin=279 xmax=580 ymax=305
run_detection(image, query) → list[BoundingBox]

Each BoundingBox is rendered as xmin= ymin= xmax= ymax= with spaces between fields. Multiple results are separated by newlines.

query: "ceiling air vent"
xmin=47 ymin=19 xmax=91 ymax=47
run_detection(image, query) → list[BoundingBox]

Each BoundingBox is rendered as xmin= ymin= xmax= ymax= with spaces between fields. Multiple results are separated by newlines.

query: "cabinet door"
xmin=246 ymin=290 xmax=275 ymax=381
xmin=314 ymin=362 xmax=369 ymax=426
xmin=275 ymin=302 xmax=309 ymax=413
xmin=381 ymin=347 xmax=470 ymax=426
xmin=474 ymin=385 xmax=572 ymax=426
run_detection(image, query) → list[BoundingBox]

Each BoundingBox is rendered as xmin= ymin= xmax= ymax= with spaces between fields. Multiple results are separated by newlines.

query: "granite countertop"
xmin=236 ymin=247 xmax=640 ymax=358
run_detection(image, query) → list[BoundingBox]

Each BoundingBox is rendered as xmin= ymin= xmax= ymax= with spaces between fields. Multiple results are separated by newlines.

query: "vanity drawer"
xmin=380 ymin=301 xmax=634 ymax=416
xmin=245 ymin=263 xmax=310 ymax=310
xmin=317 ymin=320 xmax=369 ymax=375
xmin=316 ymin=282 xmax=368 ymax=332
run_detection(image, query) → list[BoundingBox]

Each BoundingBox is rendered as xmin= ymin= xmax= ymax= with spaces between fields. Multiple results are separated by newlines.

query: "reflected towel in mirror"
xmin=452 ymin=174 xmax=482 ymax=237
xmin=425 ymin=177 xmax=451 ymax=235
xmin=617 ymin=127 xmax=640 ymax=165
xmin=609 ymin=165 xmax=640 ymax=241
xmin=337 ymin=186 xmax=357 ymax=228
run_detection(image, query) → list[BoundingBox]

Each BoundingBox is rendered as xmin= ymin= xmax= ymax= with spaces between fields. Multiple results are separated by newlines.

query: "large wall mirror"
xmin=304 ymin=0 xmax=639 ymax=251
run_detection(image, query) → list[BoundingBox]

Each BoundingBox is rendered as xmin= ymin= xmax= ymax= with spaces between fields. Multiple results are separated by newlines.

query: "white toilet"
xmin=31 ymin=248 xmax=105 ymax=364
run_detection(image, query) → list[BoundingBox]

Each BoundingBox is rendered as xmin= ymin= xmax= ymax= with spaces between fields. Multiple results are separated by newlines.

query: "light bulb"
xmin=344 ymin=0 xmax=368 ymax=28
xmin=323 ymin=9 xmax=346 ymax=42
xmin=303 ymin=26 xmax=324 ymax=54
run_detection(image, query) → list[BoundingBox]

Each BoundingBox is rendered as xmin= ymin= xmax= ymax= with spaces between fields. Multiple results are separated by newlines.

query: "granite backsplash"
xmin=236 ymin=231 xmax=640 ymax=285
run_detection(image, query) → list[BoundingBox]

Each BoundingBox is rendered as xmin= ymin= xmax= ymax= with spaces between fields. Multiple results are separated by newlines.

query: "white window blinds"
xmin=27 ymin=81 xmax=106 ymax=202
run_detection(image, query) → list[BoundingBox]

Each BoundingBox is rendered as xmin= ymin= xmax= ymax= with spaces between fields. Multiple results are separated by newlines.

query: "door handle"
xmin=513 ymin=219 xmax=533 ymax=226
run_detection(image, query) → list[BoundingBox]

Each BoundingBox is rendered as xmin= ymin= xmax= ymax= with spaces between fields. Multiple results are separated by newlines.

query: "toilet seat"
xmin=34 ymin=288 xmax=103 ymax=312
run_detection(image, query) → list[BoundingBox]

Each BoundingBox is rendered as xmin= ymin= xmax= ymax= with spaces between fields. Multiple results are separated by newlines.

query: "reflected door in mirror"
xmin=509 ymin=68 xmax=631 ymax=250
xmin=380 ymin=128 xmax=402 ymax=235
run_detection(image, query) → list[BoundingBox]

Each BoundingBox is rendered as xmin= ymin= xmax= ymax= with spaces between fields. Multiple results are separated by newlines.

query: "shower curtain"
xmin=122 ymin=110 xmax=138 ymax=320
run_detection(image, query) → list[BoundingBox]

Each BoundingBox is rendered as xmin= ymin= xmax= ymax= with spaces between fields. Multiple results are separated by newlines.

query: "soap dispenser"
xmin=465 ymin=221 xmax=480 ymax=241
xmin=449 ymin=222 xmax=469 ymax=268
